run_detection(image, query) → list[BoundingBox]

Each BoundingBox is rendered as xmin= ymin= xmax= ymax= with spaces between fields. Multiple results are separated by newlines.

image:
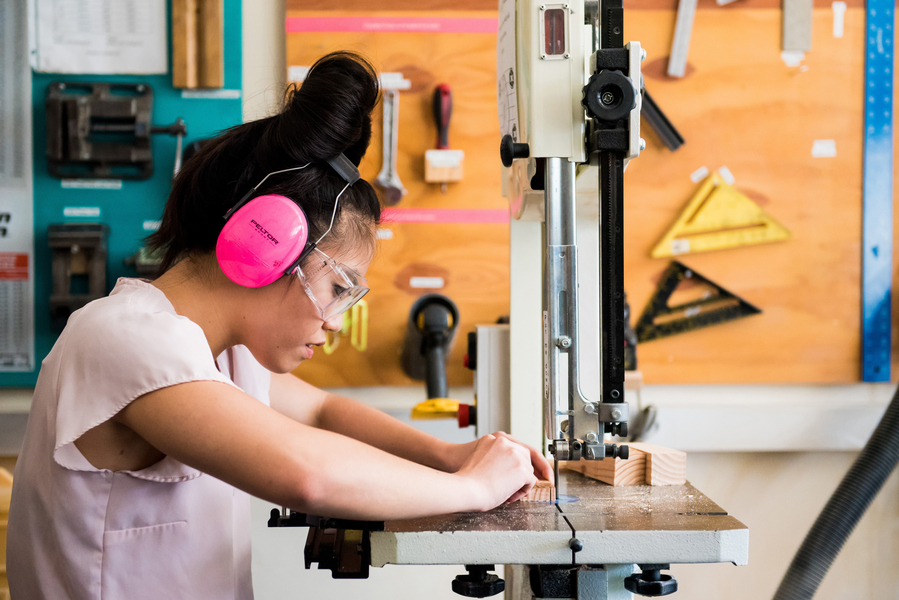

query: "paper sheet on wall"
xmin=2 ymin=0 xmax=35 ymax=372
xmin=0 ymin=252 xmax=33 ymax=371
xmin=32 ymin=0 xmax=167 ymax=74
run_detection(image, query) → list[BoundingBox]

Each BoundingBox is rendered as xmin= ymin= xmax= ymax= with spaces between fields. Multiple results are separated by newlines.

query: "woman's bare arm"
xmin=270 ymin=372 xmax=460 ymax=472
xmin=269 ymin=372 xmax=554 ymax=481
xmin=116 ymin=380 xmax=537 ymax=520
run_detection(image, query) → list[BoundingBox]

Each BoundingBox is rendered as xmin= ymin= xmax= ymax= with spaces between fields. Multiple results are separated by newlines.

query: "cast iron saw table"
xmin=370 ymin=471 xmax=747 ymax=568
xmin=273 ymin=471 xmax=747 ymax=597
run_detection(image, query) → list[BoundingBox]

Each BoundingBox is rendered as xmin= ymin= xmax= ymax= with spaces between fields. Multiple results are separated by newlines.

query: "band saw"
xmin=271 ymin=1 xmax=749 ymax=596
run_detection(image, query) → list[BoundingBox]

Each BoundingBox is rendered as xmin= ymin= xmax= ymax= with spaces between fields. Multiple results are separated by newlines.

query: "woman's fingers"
xmin=492 ymin=431 xmax=555 ymax=485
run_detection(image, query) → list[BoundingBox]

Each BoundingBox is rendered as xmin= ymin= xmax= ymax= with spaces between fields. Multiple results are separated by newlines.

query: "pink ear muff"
xmin=216 ymin=194 xmax=309 ymax=287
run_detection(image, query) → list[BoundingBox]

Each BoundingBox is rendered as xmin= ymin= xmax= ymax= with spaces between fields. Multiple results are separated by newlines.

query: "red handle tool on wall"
xmin=433 ymin=84 xmax=453 ymax=150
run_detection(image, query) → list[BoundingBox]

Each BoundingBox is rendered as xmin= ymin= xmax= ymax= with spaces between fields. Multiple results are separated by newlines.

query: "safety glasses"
xmin=295 ymin=248 xmax=369 ymax=321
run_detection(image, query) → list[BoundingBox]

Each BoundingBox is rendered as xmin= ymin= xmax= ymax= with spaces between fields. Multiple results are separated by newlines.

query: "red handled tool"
xmin=433 ymin=84 xmax=453 ymax=151
xmin=424 ymin=83 xmax=464 ymax=193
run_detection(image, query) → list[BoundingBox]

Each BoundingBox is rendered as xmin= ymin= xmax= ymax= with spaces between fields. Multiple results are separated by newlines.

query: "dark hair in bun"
xmin=148 ymin=51 xmax=382 ymax=273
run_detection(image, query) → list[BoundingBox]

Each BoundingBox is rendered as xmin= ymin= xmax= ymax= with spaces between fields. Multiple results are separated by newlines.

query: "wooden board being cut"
xmin=563 ymin=450 xmax=646 ymax=486
xmin=632 ymin=443 xmax=687 ymax=486
xmin=563 ymin=443 xmax=686 ymax=486
xmin=521 ymin=480 xmax=556 ymax=502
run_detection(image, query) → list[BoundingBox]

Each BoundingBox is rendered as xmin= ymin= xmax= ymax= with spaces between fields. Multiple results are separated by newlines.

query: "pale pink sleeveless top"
xmin=8 ymin=278 xmax=271 ymax=600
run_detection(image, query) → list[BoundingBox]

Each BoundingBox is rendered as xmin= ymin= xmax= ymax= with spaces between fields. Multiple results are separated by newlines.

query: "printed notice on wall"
xmin=0 ymin=253 xmax=33 ymax=371
xmin=3 ymin=0 xmax=36 ymax=374
xmin=32 ymin=0 xmax=167 ymax=74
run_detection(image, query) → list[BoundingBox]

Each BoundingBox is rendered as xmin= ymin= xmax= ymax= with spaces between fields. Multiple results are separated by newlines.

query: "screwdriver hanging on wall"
xmin=424 ymin=84 xmax=464 ymax=193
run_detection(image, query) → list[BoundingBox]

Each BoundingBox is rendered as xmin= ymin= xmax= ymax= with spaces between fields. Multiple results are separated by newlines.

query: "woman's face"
xmin=240 ymin=243 xmax=373 ymax=373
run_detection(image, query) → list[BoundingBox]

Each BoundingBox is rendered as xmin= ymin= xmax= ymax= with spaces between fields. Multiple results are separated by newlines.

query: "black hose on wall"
xmin=773 ymin=385 xmax=899 ymax=600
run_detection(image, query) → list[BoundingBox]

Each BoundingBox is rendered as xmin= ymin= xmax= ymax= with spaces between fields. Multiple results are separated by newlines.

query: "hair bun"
xmin=264 ymin=52 xmax=379 ymax=168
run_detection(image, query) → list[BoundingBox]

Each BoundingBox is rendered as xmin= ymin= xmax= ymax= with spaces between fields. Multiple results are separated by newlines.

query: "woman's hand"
xmin=454 ymin=434 xmax=539 ymax=509
xmin=447 ymin=432 xmax=555 ymax=488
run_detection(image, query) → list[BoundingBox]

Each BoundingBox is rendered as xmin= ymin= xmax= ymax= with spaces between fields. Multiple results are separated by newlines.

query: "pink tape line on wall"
xmin=382 ymin=208 xmax=509 ymax=224
xmin=285 ymin=16 xmax=498 ymax=34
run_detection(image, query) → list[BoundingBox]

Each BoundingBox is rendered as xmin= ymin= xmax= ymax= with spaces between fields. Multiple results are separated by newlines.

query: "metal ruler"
xmin=667 ymin=0 xmax=697 ymax=77
xmin=862 ymin=0 xmax=894 ymax=381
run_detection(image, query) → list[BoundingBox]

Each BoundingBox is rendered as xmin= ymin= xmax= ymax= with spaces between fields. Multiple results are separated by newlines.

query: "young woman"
xmin=8 ymin=52 xmax=551 ymax=599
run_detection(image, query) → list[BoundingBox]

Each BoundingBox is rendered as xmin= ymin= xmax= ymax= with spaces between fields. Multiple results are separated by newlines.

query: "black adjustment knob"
xmin=569 ymin=538 xmax=583 ymax=553
xmin=452 ymin=565 xmax=505 ymax=598
xmin=624 ymin=565 xmax=678 ymax=597
xmin=582 ymin=70 xmax=636 ymax=123
xmin=500 ymin=134 xmax=530 ymax=167
xmin=606 ymin=420 xmax=629 ymax=437
xmin=604 ymin=443 xmax=629 ymax=460
xmin=267 ymin=508 xmax=281 ymax=527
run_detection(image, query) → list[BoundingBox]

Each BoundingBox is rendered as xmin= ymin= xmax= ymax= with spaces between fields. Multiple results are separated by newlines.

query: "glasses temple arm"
xmin=313 ymin=181 xmax=352 ymax=246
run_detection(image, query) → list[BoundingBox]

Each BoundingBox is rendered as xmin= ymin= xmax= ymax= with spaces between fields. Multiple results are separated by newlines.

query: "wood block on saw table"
xmin=562 ymin=450 xmax=647 ymax=486
xmin=629 ymin=443 xmax=687 ymax=486
xmin=562 ymin=443 xmax=687 ymax=486
xmin=520 ymin=480 xmax=555 ymax=502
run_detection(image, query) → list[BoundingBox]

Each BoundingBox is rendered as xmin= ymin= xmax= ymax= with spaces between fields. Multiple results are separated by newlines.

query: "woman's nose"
xmin=323 ymin=313 xmax=344 ymax=331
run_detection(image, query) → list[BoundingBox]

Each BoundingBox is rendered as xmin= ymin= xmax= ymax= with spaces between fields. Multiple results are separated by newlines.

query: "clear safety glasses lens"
xmin=296 ymin=249 xmax=369 ymax=321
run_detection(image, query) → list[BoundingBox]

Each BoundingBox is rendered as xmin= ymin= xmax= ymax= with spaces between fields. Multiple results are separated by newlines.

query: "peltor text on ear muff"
xmin=215 ymin=154 xmax=361 ymax=288
xmin=216 ymin=194 xmax=310 ymax=288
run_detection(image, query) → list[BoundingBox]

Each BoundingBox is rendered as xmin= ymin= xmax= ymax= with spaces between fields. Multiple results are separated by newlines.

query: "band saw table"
xmin=371 ymin=472 xmax=747 ymax=569
xmin=277 ymin=470 xmax=747 ymax=598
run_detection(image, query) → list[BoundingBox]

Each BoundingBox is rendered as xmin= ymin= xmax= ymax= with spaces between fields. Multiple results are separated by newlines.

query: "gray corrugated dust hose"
xmin=773 ymin=385 xmax=899 ymax=600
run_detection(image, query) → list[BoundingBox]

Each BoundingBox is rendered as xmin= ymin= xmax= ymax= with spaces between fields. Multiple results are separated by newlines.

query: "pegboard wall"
xmin=289 ymin=0 xmax=896 ymax=387
xmin=286 ymin=0 xmax=512 ymax=389
xmin=0 ymin=0 xmax=243 ymax=387
xmin=623 ymin=0 xmax=885 ymax=384
xmin=5 ymin=0 xmax=893 ymax=388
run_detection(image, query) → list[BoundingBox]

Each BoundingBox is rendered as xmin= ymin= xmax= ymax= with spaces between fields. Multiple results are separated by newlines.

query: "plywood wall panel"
xmin=623 ymin=7 xmax=868 ymax=383
xmin=289 ymin=4 xmax=886 ymax=386
xmin=287 ymin=15 xmax=509 ymax=388
xmin=294 ymin=222 xmax=510 ymax=388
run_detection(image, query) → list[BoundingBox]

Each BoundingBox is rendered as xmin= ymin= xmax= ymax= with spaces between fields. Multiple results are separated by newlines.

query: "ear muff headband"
xmin=216 ymin=154 xmax=360 ymax=288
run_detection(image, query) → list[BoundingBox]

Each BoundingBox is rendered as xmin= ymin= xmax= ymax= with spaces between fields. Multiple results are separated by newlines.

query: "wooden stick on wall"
xmin=172 ymin=0 xmax=224 ymax=89
xmin=198 ymin=0 xmax=224 ymax=88
xmin=172 ymin=0 xmax=198 ymax=88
